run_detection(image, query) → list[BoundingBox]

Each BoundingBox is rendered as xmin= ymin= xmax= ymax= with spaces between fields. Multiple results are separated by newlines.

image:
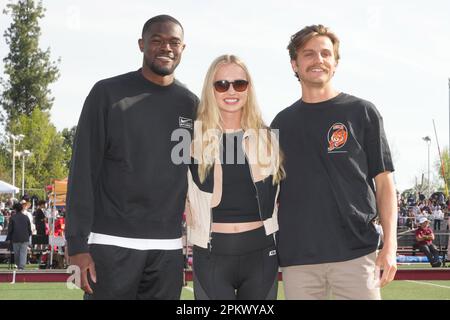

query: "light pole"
xmin=18 ymin=149 xmax=32 ymax=197
xmin=422 ymin=136 xmax=431 ymax=196
xmin=9 ymin=134 xmax=25 ymax=197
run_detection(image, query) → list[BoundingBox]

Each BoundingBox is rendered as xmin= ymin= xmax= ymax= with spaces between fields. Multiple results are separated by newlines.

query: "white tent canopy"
xmin=0 ymin=180 xmax=19 ymax=193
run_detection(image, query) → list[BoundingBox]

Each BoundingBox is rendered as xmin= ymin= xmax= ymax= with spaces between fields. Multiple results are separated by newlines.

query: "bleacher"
xmin=396 ymin=225 xmax=449 ymax=266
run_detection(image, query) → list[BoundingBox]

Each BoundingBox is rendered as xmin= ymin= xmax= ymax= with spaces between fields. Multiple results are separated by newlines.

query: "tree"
xmin=61 ymin=125 xmax=76 ymax=169
xmin=8 ymin=109 xmax=68 ymax=192
xmin=0 ymin=0 xmax=60 ymax=124
xmin=435 ymin=147 xmax=450 ymax=195
xmin=0 ymin=145 xmax=11 ymax=182
xmin=0 ymin=0 xmax=66 ymax=197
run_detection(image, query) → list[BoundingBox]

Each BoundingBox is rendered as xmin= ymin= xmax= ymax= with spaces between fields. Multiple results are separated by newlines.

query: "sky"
xmin=0 ymin=0 xmax=449 ymax=192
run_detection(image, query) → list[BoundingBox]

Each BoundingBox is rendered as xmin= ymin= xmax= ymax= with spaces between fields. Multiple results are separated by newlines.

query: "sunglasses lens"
xmin=214 ymin=81 xmax=230 ymax=93
xmin=213 ymin=80 xmax=248 ymax=92
xmin=232 ymin=80 xmax=249 ymax=92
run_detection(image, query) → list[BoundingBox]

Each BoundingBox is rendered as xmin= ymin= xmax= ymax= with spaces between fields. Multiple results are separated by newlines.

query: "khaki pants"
xmin=282 ymin=251 xmax=381 ymax=300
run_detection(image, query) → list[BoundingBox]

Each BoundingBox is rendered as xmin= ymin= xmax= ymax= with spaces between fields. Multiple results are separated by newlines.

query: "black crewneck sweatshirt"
xmin=66 ymin=70 xmax=198 ymax=255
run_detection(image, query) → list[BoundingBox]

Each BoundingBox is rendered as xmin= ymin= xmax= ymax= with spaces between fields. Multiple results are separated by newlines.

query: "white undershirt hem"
xmin=88 ymin=232 xmax=183 ymax=250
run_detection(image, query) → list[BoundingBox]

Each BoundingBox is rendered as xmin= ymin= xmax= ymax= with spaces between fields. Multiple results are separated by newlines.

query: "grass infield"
xmin=0 ymin=280 xmax=449 ymax=300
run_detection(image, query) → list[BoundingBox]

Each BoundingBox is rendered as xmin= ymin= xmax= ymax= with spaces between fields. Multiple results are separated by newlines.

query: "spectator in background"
xmin=418 ymin=193 xmax=426 ymax=202
xmin=431 ymin=205 xmax=444 ymax=231
xmin=33 ymin=200 xmax=47 ymax=237
xmin=420 ymin=200 xmax=430 ymax=214
xmin=438 ymin=193 xmax=445 ymax=205
xmin=0 ymin=210 xmax=4 ymax=232
xmin=412 ymin=203 xmax=420 ymax=216
xmin=416 ymin=208 xmax=429 ymax=225
xmin=54 ymin=210 xmax=66 ymax=267
xmin=447 ymin=211 xmax=450 ymax=231
xmin=7 ymin=198 xmax=16 ymax=209
xmin=373 ymin=218 xmax=384 ymax=249
xmin=6 ymin=202 xmax=32 ymax=270
xmin=415 ymin=217 xmax=442 ymax=267
xmin=406 ymin=208 xmax=415 ymax=230
xmin=448 ymin=229 xmax=450 ymax=259
xmin=54 ymin=211 xmax=65 ymax=237
xmin=33 ymin=200 xmax=48 ymax=250
xmin=407 ymin=194 xmax=415 ymax=206
xmin=398 ymin=204 xmax=408 ymax=226
xmin=20 ymin=195 xmax=36 ymax=235
xmin=1 ymin=209 xmax=10 ymax=233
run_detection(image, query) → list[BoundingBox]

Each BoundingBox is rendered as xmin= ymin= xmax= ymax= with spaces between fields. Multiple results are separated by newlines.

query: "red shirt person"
xmin=415 ymin=218 xmax=434 ymax=246
xmin=415 ymin=217 xmax=441 ymax=267
xmin=54 ymin=216 xmax=65 ymax=237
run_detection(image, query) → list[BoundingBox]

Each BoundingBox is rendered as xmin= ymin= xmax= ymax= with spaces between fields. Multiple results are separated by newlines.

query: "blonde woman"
xmin=186 ymin=54 xmax=284 ymax=300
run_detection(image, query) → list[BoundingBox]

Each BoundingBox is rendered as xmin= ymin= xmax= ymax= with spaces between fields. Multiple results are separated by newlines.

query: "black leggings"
xmin=193 ymin=227 xmax=278 ymax=300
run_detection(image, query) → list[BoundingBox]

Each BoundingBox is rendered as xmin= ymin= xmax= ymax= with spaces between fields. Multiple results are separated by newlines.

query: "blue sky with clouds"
xmin=0 ymin=0 xmax=449 ymax=192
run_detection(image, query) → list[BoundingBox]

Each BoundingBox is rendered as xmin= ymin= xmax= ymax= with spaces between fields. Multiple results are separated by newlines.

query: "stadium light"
xmin=9 ymin=134 xmax=25 ymax=197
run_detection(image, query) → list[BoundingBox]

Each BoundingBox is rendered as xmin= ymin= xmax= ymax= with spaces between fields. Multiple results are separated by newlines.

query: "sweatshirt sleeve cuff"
xmin=66 ymin=236 xmax=89 ymax=256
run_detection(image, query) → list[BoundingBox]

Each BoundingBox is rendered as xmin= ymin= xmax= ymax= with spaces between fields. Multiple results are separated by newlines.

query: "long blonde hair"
xmin=195 ymin=54 xmax=285 ymax=184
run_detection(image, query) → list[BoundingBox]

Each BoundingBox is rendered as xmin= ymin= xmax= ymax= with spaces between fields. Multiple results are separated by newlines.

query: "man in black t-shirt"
xmin=66 ymin=15 xmax=198 ymax=300
xmin=271 ymin=25 xmax=397 ymax=300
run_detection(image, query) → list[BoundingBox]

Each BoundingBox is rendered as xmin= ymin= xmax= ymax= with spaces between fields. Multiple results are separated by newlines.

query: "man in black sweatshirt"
xmin=66 ymin=15 xmax=198 ymax=299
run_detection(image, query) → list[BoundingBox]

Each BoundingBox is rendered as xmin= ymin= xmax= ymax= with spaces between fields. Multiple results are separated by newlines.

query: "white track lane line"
xmin=405 ymin=280 xmax=450 ymax=289
xmin=183 ymin=285 xmax=194 ymax=292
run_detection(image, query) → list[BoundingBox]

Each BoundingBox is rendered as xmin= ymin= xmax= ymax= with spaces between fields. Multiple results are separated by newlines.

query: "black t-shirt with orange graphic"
xmin=271 ymin=92 xmax=394 ymax=267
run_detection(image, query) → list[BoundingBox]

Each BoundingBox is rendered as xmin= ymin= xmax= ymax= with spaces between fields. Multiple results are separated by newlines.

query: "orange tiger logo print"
xmin=327 ymin=123 xmax=348 ymax=152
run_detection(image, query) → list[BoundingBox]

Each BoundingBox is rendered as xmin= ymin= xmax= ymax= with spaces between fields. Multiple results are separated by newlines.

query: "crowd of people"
xmin=0 ymin=195 xmax=66 ymax=269
xmin=397 ymin=192 xmax=449 ymax=231
xmin=397 ymin=192 xmax=449 ymax=267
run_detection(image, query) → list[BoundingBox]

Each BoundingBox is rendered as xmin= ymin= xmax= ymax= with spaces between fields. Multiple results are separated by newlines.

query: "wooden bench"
xmin=396 ymin=231 xmax=449 ymax=267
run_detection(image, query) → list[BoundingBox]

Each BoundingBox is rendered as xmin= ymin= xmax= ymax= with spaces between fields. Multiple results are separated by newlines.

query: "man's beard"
xmin=146 ymin=57 xmax=179 ymax=76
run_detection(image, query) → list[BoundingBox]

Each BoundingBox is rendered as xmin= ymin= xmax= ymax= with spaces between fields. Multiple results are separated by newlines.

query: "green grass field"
xmin=0 ymin=280 xmax=449 ymax=300
xmin=0 ymin=262 xmax=437 ymax=270
xmin=0 ymin=262 xmax=448 ymax=300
